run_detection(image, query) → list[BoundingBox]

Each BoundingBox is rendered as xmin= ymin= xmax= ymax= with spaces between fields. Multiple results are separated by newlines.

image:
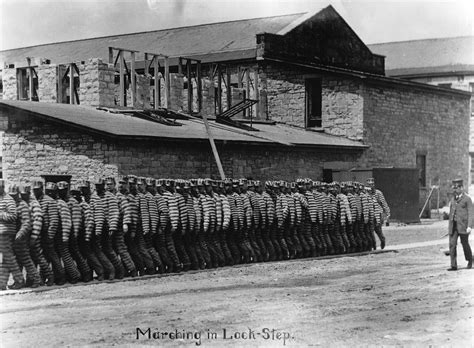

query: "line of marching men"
xmin=0 ymin=175 xmax=390 ymax=290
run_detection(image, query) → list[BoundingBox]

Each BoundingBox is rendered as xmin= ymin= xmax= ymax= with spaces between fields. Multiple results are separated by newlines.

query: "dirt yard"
xmin=1 ymin=220 xmax=473 ymax=347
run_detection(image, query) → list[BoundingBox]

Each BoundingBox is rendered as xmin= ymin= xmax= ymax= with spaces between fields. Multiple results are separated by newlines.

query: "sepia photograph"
xmin=0 ymin=0 xmax=473 ymax=346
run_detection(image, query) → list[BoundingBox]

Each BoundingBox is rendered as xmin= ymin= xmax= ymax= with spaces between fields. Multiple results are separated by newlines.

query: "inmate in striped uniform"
xmin=0 ymin=188 xmax=22 ymax=289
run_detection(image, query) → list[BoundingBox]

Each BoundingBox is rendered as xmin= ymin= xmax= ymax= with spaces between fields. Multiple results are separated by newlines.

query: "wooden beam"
xmin=187 ymin=59 xmax=192 ymax=114
xmin=119 ymin=50 xmax=125 ymax=107
xmin=237 ymin=66 xmax=243 ymax=88
xmin=226 ymin=66 xmax=231 ymax=109
xmin=154 ymin=56 xmax=160 ymax=109
xmin=108 ymin=46 xmax=139 ymax=53
xmin=201 ymin=112 xmax=225 ymax=179
xmin=108 ymin=47 xmax=114 ymax=64
xmin=57 ymin=66 xmax=62 ymax=103
xmin=245 ymin=68 xmax=250 ymax=117
xmin=164 ymin=57 xmax=170 ymax=109
xmin=196 ymin=61 xmax=202 ymax=113
xmin=29 ymin=67 xmax=34 ymax=101
xmin=69 ymin=63 xmax=75 ymax=104
xmin=254 ymin=68 xmax=259 ymax=118
xmin=217 ymin=64 xmax=222 ymax=115
xmin=130 ymin=51 xmax=136 ymax=107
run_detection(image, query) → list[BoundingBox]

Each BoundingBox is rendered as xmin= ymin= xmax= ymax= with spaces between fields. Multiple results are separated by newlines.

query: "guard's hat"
xmin=57 ymin=181 xmax=69 ymax=190
xmin=452 ymin=178 xmax=463 ymax=188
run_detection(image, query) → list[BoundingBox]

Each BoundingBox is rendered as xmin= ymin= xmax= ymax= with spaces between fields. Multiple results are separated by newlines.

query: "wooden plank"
xmin=108 ymin=47 xmax=114 ymax=64
xmin=217 ymin=64 xmax=222 ymax=115
xmin=196 ymin=61 xmax=202 ymax=113
xmin=108 ymin=46 xmax=139 ymax=53
xmin=226 ymin=66 xmax=231 ymax=109
xmin=119 ymin=50 xmax=125 ymax=107
xmin=164 ymin=57 xmax=170 ymax=109
xmin=57 ymin=66 xmax=62 ymax=103
xmin=201 ymin=112 xmax=225 ymax=179
xmin=254 ymin=68 xmax=259 ymax=118
xmin=69 ymin=63 xmax=75 ymax=104
xmin=245 ymin=68 xmax=250 ymax=117
xmin=29 ymin=67 xmax=34 ymax=101
xmin=187 ymin=59 xmax=192 ymax=114
xmin=130 ymin=51 xmax=136 ymax=107
xmin=237 ymin=66 xmax=243 ymax=88
xmin=154 ymin=56 xmax=160 ymax=109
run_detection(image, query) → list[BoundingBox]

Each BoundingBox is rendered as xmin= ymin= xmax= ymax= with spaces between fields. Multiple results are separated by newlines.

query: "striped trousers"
xmin=14 ymin=237 xmax=41 ymax=286
xmin=30 ymin=238 xmax=54 ymax=285
xmin=0 ymin=234 xmax=24 ymax=288
xmin=70 ymin=234 xmax=92 ymax=282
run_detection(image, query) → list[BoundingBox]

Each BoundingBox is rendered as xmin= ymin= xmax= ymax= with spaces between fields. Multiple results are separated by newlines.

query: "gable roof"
xmin=0 ymin=100 xmax=366 ymax=150
xmin=368 ymin=36 xmax=474 ymax=77
xmin=0 ymin=13 xmax=304 ymax=67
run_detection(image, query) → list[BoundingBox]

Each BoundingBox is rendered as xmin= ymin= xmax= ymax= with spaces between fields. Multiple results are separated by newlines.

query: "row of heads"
xmin=4 ymin=176 xmax=377 ymax=194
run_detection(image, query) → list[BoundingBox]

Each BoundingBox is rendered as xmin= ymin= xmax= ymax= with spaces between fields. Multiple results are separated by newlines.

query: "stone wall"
xmin=0 ymin=109 xmax=360 ymax=184
xmin=79 ymin=58 xmax=115 ymax=107
xmin=360 ymin=81 xmax=470 ymax=206
xmin=37 ymin=64 xmax=58 ymax=103
xmin=2 ymin=68 xmax=17 ymax=101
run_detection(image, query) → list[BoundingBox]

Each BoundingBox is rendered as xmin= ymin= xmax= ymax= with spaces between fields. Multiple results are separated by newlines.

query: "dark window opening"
xmin=17 ymin=68 xmax=38 ymax=101
xmin=305 ymin=78 xmax=322 ymax=128
xmin=416 ymin=154 xmax=426 ymax=187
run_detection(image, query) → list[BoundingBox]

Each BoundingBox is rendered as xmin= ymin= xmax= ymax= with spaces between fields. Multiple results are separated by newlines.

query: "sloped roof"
xmin=0 ymin=13 xmax=304 ymax=67
xmin=0 ymin=100 xmax=366 ymax=150
xmin=368 ymin=36 xmax=474 ymax=77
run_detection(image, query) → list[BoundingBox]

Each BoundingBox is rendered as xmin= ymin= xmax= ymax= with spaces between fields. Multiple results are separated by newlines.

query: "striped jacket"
xmin=247 ymin=191 xmax=261 ymax=229
xmin=183 ymin=193 xmax=196 ymax=233
xmin=326 ymin=194 xmax=338 ymax=224
xmin=313 ymin=190 xmax=326 ymax=224
xmin=175 ymin=192 xmax=188 ymax=234
xmin=240 ymin=192 xmax=253 ymax=229
xmin=137 ymin=192 xmax=151 ymax=234
xmin=261 ymin=191 xmax=275 ymax=229
xmin=155 ymin=193 xmax=170 ymax=232
xmin=27 ymin=197 xmax=43 ymax=241
xmin=275 ymin=193 xmax=289 ymax=229
xmin=219 ymin=193 xmax=231 ymax=230
xmin=192 ymin=195 xmax=203 ymax=233
xmin=68 ymin=197 xmax=83 ymax=238
xmin=39 ymin=194 xmax=59 ymax=239
xmin=90 ymin=193 xmax=105 ymax=237
xmin=337 ymin=193 xmax=352 ymax=225
xmin=57 ymin=198 xmax=72 ymax=242
xmin=292 ymin=192 xmax=307 ymax=226
xmin=145 ymin=191 xmax=159 ymax=234
xmin=79 ymin=200 xmax=94 ymax=242
xmin=359 ymin=192 xmax=373 ymax=224
xmin=374 ymin=189 xmax=390 ymax=218
xmin=16 ymin=200 xmax=32 ymax=240
xmin=162 ymin=191 xmax=179 ymax=233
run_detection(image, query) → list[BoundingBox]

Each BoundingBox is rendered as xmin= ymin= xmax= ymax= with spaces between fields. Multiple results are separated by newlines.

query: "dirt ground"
xmin=1 ymin=220 xmax=473 ymax=347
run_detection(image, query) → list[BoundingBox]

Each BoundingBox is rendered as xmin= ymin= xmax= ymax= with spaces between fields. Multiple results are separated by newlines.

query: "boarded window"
xmin=305 ymin=78 xmax=322 ymax=128
xmin=416 ymin=154 xmax=426 ymax=187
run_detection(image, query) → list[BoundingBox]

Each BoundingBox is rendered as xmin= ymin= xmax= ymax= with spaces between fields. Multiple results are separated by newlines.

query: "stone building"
xmin=369 ymin=36 xmax=474 ymax=192
xmin=0 ymin=5 xmax=471 ymax=212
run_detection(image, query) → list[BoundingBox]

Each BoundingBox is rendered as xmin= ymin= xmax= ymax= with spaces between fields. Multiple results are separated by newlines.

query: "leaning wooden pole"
xmin=201 ymin=113 xmax=225 ymax=179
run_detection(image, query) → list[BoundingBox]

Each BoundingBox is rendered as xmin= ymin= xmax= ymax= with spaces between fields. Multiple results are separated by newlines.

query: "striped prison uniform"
xmin=193 ymin=193 xmax=211 ymax=268
xmin=129 ymin=192 xmax=155 ymax=275
xmin=247 ymin=191 xmax=264 ymax=262
xmin=57 ymin=197 xmax=81 ymax=283
xmin=114 ymin=192 xmax=136 ymax=276
xmin=275 ymin=192 xmax=290 ymax=260
xmin=217 ymin=193 xmax=234 ymax=266
xmin=173 ymin=191 xmax=192 ymax=270
xmin=68 ymin=197 xmax=92 ymax=282
xmin=14 ymin=200 xmax=41 ymax=287
xmin=90 ymin=193 xmax=115 ymax=279
xmin=328 ymin=193 xmax=345 ymax=254
xmin=0 ymin=193 xmax=22 ymax=288
xmin=26 ymin=196 xmax=54 ymax=285
xmin=183 ymin=192 xmax=200 ymax=270
xmin=299 ymin=191 xmax=316 ymax=258
xmin=102 ymin=191 xmax=125 ymax=278
xmin=337 ymin=193 xmax=352 ymax=253
xmin=226 ymin=192 xmax=242 ymax=264
xmin=359 ymin=191 xmax=376 ymax=250
xmin=373 ymin=189 xmax=390 ymax=248
xmin=139 ymin=191 xmax=162 ymax=274
xmin=39 ymin=194 xmax=65 ymax=284
xmin=346 ymin=192 xmax=361 ymax=252
xmin=313 ymin=189 xmax=331 ymax=255
xmin=79 ymin=198 xmax=105 ymax=280
xmin=154 ymin=192 xmax=175 ymax=271
xmin=261 ymin=191 xmax=276 ymax=261
xmin=161 ymin=191 xmax=182 ymax=271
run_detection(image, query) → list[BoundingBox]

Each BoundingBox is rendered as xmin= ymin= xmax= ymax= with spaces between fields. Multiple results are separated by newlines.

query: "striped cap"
xmin=57 ymin=181 xmax=69 ymax=190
